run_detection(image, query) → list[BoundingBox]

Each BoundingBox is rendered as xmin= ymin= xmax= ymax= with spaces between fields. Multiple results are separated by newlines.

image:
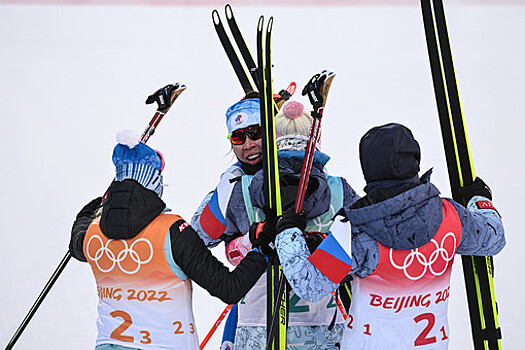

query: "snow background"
xmin=0 ymin=2 xmax=523 ymax=349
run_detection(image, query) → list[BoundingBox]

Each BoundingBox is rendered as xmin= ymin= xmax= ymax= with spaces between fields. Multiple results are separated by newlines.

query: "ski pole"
xmin=199 ymin=304 xmax=233 ymax=349
xmin=4 ymin=83 xmax=186 ymax=350
xmin=332 ymin=291 xmax=348 ymax=320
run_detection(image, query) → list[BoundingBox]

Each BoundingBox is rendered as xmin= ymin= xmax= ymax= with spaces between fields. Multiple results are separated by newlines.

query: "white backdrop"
xmin=0 ymin=2 xmax=523 ymax=349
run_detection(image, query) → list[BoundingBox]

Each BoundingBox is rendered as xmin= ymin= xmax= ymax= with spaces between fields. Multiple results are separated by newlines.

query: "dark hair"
xmin=241 ymin=91 xmax=259 ymax=100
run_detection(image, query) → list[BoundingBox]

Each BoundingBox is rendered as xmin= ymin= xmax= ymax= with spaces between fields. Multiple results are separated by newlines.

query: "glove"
xmin=76 ymin=197 xmax=103 ymax=220
xmin=276 ymin=208 xmax=308 ymax=234
xmin=458 ymin=177 xmax=492 ymax=203
xmin=249 ymin=213 xmax=279 ymax=257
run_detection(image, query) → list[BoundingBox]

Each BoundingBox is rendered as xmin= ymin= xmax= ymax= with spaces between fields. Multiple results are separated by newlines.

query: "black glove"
xmin=276 ymin=208 xmax=308 ymax=234
xmin=458 ymin=177 xmax=492 ymax=203
xmin=76 ymin=197 xmax=103 ymax=220
xmin=249 ymin=214 xmax=279 ymax=257
xmin=69 ymin=197 xmax=102 ymax=262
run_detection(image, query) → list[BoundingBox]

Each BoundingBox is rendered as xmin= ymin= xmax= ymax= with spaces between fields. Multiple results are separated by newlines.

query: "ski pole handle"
xmin=200 ymin=304 xmax=233 ymax=349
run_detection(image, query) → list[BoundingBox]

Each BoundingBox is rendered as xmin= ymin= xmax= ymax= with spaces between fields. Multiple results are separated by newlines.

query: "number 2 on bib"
xmin=414 ymin=313 xmax=448 ymax=346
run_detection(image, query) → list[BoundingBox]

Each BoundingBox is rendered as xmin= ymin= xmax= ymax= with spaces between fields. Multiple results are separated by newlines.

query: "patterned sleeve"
xmin=450 ymin=196 xmax=506 ymax=256
xmin=342 ymin=177 xmax=361 ymax=207
xmin=276 ymin=227 xmax=338 ymax=302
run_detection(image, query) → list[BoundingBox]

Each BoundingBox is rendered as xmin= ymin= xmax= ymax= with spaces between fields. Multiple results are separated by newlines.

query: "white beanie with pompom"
xmin=275 ymin=100 xmax=320 ymax=151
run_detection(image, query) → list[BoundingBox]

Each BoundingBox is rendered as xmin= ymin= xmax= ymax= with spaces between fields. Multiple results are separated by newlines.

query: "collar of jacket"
xmin=248 ymin=152 xmax=332 ymax=218
xmin=100 ymin=179 xmax=166 ymax=240
xmin=277 ymin=149 xmax=330 ymax=168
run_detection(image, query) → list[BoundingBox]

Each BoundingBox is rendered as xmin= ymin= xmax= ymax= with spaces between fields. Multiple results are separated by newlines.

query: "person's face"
xmin=230 ymin=125 xmax=263 ymax=165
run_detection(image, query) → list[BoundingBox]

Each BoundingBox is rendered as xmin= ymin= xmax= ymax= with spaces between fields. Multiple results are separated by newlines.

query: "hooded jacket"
xmin=70 ymin=179 xmax=268 ymax=305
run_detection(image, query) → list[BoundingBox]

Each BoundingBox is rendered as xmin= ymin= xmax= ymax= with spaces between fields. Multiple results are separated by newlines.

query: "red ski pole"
xmin=200 ymin=304 xmax=233 ymax=349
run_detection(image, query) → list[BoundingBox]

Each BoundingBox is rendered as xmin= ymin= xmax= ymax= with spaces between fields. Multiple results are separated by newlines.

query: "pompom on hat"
xmin=275 ymin=100 xmax=320 ymax=151
xmin=112 ymin=129 xmax=164 ymax=196
xmin=225 ymin=98 xmax=261 ymax=135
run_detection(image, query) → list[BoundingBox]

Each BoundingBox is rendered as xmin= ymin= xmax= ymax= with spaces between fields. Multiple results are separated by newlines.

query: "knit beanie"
xmin=359 ymin=123 xmax=421 ymax=183
xmin=275 ymin=100 xmax=319 ymax=151
xmin=112 ymin=130 xmax=164 ymax=197
xmin=225 ymin=98 xmax=261 ymax=135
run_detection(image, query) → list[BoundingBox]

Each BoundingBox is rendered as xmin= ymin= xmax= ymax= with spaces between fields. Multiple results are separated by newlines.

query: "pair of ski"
xmin=212 ymin=5 xmax=296 ymax=109
xmin=421 ymin=0 xmax=502 ymax=349
xmin=5 ymin=83 xmax=187 ymax=350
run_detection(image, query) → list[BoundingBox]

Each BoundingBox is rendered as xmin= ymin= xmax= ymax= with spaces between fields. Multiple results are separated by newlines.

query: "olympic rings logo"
xmin=86 ymin=235 xmax=153 ymax=274
xmin=389 ymin=232 xmax=456 ymax=280
xmin=311 ymin=204 xmax=336 ymax=231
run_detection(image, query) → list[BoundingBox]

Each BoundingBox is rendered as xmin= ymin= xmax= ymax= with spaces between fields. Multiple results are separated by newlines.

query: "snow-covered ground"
xmin=0 ymin=2 xmax=523 ymax=349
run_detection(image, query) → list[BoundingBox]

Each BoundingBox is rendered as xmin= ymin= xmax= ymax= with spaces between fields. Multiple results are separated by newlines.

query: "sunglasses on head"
xmin=228 ymin=125 xmax=262 ymax=145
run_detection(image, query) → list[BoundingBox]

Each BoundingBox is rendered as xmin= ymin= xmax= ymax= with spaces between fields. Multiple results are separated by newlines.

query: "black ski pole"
xmin=4 ymin=83 xmax=186 ymax=350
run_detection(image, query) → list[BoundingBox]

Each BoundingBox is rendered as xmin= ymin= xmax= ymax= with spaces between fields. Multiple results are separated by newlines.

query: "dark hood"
xmin=249 ymin=150 xmax=332 ymax=219
xmin=100 ymin=179 xmax=166 ymax=239
xmin=347 ymin=181 xmax=443 ymax=250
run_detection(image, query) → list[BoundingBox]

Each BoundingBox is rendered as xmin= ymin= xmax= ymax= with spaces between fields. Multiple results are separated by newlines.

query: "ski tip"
xmin=212 ymin=9 xmax=221 ymax=25
xmin=257 ymin=16 xmax=264 ymax=31
xmin=225 ymin=4 xmax=233 ymax=19
xmin=267 ymin=17 xmax=274 ymax=32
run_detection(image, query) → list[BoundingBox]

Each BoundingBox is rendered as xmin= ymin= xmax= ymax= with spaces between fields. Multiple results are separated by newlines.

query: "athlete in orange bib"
xmin=69 ymin=130 xmax=268 ymax=350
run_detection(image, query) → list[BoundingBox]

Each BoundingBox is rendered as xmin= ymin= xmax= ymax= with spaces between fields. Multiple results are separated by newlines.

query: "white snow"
xmin=0 ymin=3 xmax=523 ymax=350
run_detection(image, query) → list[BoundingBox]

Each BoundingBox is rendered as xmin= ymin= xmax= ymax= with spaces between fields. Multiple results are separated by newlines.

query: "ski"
xmin=225 ymin=4 xmax=259 ymax=87
xmin=420 ymin=1 xmax=502 ymax=349
xmin=255 ymin=15 xmax=287 ymax=350
xmin=5 ymin=83 xmax=186 ymax=350
xmin=212 ymin=6 xmax=255 ymax=93
xmin=212 ymin=4 xmax=295 ymax=113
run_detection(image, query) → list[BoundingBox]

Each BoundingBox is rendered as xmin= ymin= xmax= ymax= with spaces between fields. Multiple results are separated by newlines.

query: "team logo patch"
xmin=234 ymin=113 xmax=246 ymax=126
xmin=476 ymin=200 xmax=502 ymax=217
xmin=179 ymin=221 xmax=189 ymax=232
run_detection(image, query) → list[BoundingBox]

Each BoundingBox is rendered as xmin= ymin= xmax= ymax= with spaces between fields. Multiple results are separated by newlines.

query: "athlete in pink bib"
xmin=272 ymin=123 xmax=505 ymax=350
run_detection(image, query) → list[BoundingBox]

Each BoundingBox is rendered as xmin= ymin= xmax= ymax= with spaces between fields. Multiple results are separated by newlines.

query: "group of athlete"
xmin=69 ymin=89 xmax=505 ymax=350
